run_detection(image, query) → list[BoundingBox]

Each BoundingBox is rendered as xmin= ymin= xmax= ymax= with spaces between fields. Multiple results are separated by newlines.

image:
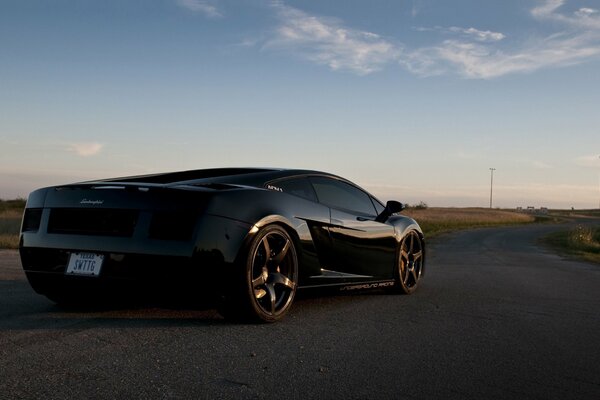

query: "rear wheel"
xmin=395 ymin=230 xmax=424 ymax=294
xmin=221 ymin=225 xmax=298 ymax=323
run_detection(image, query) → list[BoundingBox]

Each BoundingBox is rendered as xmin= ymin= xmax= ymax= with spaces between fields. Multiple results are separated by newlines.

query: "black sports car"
xmin=19 ymin=168 xmax=425 ymax=322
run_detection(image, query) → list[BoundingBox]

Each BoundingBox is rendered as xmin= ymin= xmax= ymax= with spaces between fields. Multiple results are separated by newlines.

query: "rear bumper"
xmin=21 ymin=247 xmax=227 ymax=297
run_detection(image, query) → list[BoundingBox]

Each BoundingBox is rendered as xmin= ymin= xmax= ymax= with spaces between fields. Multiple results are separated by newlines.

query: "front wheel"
xmin=395 ymin=230 xmax=424 ymax=294
xmin=220 ymin=225 xmax=298 ymax=323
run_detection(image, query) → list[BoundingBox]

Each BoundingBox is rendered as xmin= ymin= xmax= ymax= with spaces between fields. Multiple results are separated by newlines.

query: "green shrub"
xmin=542 ymin=225 xmax=600 ymax=264
xmin=568 ymin=225 xmax=600 ymax=251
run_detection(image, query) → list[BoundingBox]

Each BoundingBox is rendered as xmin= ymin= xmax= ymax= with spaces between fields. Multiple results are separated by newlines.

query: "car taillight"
xmin=22 ymin=208 xmax=43 ymax=232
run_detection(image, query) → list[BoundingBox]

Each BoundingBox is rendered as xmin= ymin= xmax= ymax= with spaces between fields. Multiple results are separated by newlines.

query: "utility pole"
xmin=489 ymin=168 xmax=496 ymax=208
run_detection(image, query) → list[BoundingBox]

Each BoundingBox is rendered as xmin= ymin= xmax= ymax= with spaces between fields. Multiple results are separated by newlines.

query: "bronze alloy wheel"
xmin=246 ymin=225 xmax=298 ymax=322
xmin=397 ymin=230 xmax=424 ymax=294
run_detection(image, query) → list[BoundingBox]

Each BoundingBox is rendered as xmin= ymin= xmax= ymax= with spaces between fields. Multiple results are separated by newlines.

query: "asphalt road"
xmin=1 ymin=220 xmax=600 ymax=400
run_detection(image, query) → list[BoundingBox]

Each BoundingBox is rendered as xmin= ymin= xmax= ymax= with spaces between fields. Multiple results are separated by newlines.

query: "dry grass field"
xmin=0 ymin=210 xmax=23 ymax=249
xmin=0 ymin=200 xmax=25 ymax=249
xmin=403 ymin=207 xmax=536 ymax=237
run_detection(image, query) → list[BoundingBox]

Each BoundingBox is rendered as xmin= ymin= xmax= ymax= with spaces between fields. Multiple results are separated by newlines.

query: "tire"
xmin=394 ymin=230 xmax=424 ymax=294
xmin=220 ymin=225 xmax=298 ymax=323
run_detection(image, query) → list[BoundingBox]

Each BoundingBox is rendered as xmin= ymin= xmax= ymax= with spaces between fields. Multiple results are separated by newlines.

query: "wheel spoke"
xmin=265 ymin=283 xmax=277 ymax=313
xmin=400 ymin=249 xmax=409 ymax=260
xmin=410 ymin=266 xmax=418 ymax=283
xmin=414 ymin=264 xmax=422 ymax=280
xmin=270 ymin=238 xmax=290 ymax=267
xmin=413 ymin=250 xmax=423 ymax=261
xmin=402 ymin=262 xmax=410 ymax=285
xmin=254 ymin=288 xmax=267 ymax=299
xmin=252 ymin=273 xmax=266 ymax=289
xmin=270 ymin=272 xmax=296 ymax=290
xmin=260 ymin=237 xmax=271 ymax=269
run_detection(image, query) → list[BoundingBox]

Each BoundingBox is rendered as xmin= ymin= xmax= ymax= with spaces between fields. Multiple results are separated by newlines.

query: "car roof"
xmin=98 ymin=168 xmax=344 ymax=187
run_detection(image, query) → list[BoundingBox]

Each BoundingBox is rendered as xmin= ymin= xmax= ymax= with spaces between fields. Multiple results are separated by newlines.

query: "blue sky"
xmin=1 ymin=0 xmax=599 ymax=208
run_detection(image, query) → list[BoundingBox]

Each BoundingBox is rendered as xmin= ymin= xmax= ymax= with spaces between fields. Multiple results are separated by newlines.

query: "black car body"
xmin=20 ymin=168 xmax=425 ymax=322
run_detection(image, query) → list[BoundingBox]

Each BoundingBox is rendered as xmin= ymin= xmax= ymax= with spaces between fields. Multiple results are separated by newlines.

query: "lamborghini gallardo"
xmin=20 ymin=168 xmax=425 ymax=322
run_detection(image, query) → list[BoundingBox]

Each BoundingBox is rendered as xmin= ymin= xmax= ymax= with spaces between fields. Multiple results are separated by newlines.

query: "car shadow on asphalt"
xmin=0 ymin=279 xmax=400 ymax=331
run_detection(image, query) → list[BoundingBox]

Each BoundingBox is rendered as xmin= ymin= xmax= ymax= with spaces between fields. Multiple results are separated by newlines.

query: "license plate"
xmin=66 ymin=252 xmax=104 ymax=277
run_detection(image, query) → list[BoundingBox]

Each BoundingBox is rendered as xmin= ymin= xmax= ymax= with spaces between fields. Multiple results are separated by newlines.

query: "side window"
xmin=267 ymin=178 xmax=317 ymax=202
xmin=372 ymin=197 xmax=385 ymax=215
xmin=309 ymin=177 xmax=377 ymax=216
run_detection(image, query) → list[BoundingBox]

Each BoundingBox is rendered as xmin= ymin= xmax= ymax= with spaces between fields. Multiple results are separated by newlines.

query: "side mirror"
xmin=376 ymin=200 xmax=404 ymax=222
xmin=386 ymin=200 xmax=405 ymax=214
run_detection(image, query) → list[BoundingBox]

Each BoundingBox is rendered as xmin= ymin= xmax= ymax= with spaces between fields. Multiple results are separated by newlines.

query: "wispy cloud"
xmin=257 ymin=1 xmax=600 ymax=79
xmin=418 ymin=26 xmax=506 ymax=42
xmin=404 ymin=0 xmax=600 ymax=78
xmin=67 ymin=142 xmax=104 ymax=157
xmin=449 ymin=27 xmax=506 ymax=42
xmin=176 ymin=0 xmax=222 ymax=18
xmin=264 ymin=3 xmax=400 ymax=75
xmin=530 ymin=0 xmax=564 ymax=19
xmin=532 ymin=0 xmax=600 ymax=29
xmin=404 ymin=32 xmax=600 ymax=79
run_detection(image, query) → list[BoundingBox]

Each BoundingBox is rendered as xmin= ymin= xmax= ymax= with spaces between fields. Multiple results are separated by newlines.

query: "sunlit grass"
xmin=0 ymin=234 xmax=19 ymax=249
xmin=0 ymin=199 xmax=25 ymax=214
xmin=0 ymin=217 xmax=21 ymax=233
xmin=542 ymin=225 xmax=600 ymax=264
xmin=403 ymin=207 xmax=535 ymax=237
xmin=0 ymin=200 xmax=24 ymax=249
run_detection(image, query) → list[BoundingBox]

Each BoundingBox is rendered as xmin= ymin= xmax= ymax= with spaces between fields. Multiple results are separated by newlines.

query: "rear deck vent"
xmin=48 ymin=208 xmax=138 ymax=237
